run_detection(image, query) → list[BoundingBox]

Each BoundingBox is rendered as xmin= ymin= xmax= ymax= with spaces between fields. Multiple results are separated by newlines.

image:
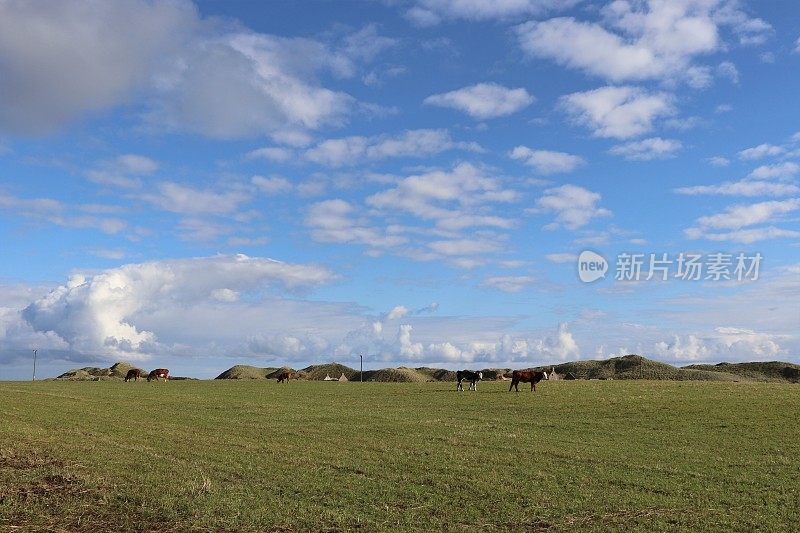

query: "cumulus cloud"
xmin=386 ymin=305 xmax=410 ymax=320
xmin=609 ymin=137 xmax=682 ymax=160
xmin=560 ymin=86 xmax=674 ymax=139
xmin=406 ymin=0 xmax=578 ymax=26
xmin=149 ymin=32 xmax=356 ymax=138
xmin=654 ymin=327 xmax=782 ymax=362
xmin=509 ymin=146 xmax=585 ymax=174
xmin=86 ymin=154 xmax=158 ymax=188
xmin=675 ymin=180 xmax=800 ymax=197
xmin=0 ymin=1 xmax=393 ymax=138
xmin=251 ymin=175 xmax=293 ymax=195
xmin=424 ymin=83 xmax=533 ymax=119
xmin=707 ymin=156 xmax=730 ymax=167
xmin=0 ymin=194 xmax=126 ymax=234
xmin=302 ymin=129 xmax=482 ymax=167
xmin=545 ymin=253 xmax=577 ymax=263
xmin=738 ymin=143 xmax=784 ymax=160
xmin=716 ymin=61 xmax=739 ymax=83
xmin=0 ymin=0 xmax=196 ymax=134
xmin=685 ymin=226 xmax=800 ymax=244
xmin=366 ymin=162 xmax=517 ymax=231
xmin=480 ymin=275 xmax=535 ymax=293
xmin=139 ymin=182 xmax=250 ymax=215
xmin=694 ymin=199 xmax=800 ymax=230
xmin=748 ymin=162 xmax=799 ymax=180
xmin=305 ymin=199 xmax=407 ymax=250
xmin=19 ymin=255 xmax=337 ymax=358
xmin=684 ymin=199 xmax=800 ymax=243
xmin=530 ymin=184 xmax=612 ymax=230
xmin=515 ymin=1 xmax=770 ymax=86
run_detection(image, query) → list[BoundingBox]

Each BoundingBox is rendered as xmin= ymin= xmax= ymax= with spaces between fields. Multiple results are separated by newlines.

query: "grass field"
xmin=1 ymin=380 xmax=799 ymax=531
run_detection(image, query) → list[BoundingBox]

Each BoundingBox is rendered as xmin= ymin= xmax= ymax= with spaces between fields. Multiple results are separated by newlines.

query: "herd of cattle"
xmin=456 ymin=368 xmax=552 ymax=392
xmin=125 ymin=368 xmax=169 ymax=382
xmin=125 ymin=367 xmax=551 ymax=391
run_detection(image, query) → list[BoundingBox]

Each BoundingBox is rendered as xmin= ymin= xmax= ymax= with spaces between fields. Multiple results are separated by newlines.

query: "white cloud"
xmin=654 ymin=327 xmax=782 ymax=362
xmin=424 ymin=83 xmax=533 ymax=119
xmin=748 ymin=162 xmax=800 ymax=180
xmin=151 ymin=32 xmax=356 ymax=138
xmin=675 ymin=180 xmax=800 ymax=197
xmin=531 ymin=184 xmax=612 ymax=230
xmin=305 ymin=199 xmax=407 ymax=250
xmin=246 ymin=147 xmax=294 ymax=163
xmin=0 ymin=2 xmax=395 ymax=138
xmin=509 ymin=146 xmax=585 ymax=174
xmin=738 ymin=143 xmax=785 ymax=160
xmin=481 ymin=275 xmax=535 ymax=293
xmin=515 ymin=1 xmax=770 ymax=86
xmin=716 ymin=61 xmax=739 ymax=83
xmin=707 ymin=156 xmax=730 ymax=167
xmin=545 ymin=253 xmax=577 ymax=263
xmin=406 ymin=0 xmax=578 ymax=26
xmin=685 ymin=226 xmax=800 ymax=244
xmin=251 ymin=175 xmax=293 ymax=195
xmin=140 ymin=182 xmax=250 ymax=215
xmin=20 ymin=255 xmax=337 ymax=358
xmin=86 ymin=154 xmax=158 ymax=189
xmin=609 ymin=137 xmax=682 ymax=160
xmin=694 ymin=199 xmax=800 ymax=230
xmin=795 ymin=36 xmax=800 ymax=54
xmin=386 ymin=305 xmax=410 ymax=320
xmin=0 ymin=0 xmax=196 ymax=134
xmin=367 ymin=162 xmax=517 ymax=230
xmin=303 ymin=129 xmax=481 ymax=167
xmin=560 ymin=86 xmax=674 ymax=139
xmin=427 ymin=237 xmax=503 ymax=257
xmin=0 ymin=194 xmax=126 ymax=234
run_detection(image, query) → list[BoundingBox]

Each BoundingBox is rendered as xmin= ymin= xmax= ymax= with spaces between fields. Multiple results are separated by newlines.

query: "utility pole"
xmin=32 ymin=349 xmax=37 ymax=381
xmin=360 ymin=354 xmax=363 ymax=383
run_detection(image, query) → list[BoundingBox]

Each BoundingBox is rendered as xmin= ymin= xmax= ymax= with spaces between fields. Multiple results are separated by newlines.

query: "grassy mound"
xmin=683 ymin=361 xmax=800 ymax=383
xmin=553 ymin=355 xmax=743 ymax=381
xmin=55 ymin=361 xmax=144 ymax=381
xmin=362 ymin=367 xmax=430 ymax=382
xmin=299 ymin=363 xmax=358 ymax=381
xmin=214 ymin=365 xmax=295 ymax=380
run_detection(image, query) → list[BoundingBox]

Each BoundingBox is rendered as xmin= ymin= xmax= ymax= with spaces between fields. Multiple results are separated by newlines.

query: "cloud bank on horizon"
xmin=0 ymin=0 xmax=798 ymax=378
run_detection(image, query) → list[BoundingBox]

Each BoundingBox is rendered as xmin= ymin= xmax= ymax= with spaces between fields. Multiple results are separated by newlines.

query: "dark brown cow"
xmin=276 ymin=371 xmax=294 ymax=383
xmin=509 ymin=368 xmax=551 ymax=392
xmin=147 ymin=368 xmax=169 ymax=382
xmin=124 ymin=369 xmax=141 ymax=382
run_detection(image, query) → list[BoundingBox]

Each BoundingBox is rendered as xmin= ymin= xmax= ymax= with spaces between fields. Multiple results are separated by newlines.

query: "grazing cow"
xmin=147 ymin=368 xmax=169 ymax=382
xmin=276 ymin=371 xmax=294 ymax=383
xmin=124 ymin=369 xmax=141 ymax=382
xmin=509 ymin=368 xmax=552 ymax=392
xmin=456 ymin=370 xmax=483 ymax=391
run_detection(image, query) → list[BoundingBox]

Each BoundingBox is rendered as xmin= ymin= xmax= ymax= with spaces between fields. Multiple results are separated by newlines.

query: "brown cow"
xmin=509 ymin=368 xmax=552 ymax=392
xmin=276 ymin=371 xmax=294 ymax=383
xmin=124 ymin=369 xmax=141 ymax=382
xmin=147 ymin=368 xmax=169 ymax=382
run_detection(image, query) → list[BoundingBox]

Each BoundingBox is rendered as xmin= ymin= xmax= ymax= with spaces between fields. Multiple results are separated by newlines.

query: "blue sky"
xmin=1 ymin=0 xmax=798 ymax=379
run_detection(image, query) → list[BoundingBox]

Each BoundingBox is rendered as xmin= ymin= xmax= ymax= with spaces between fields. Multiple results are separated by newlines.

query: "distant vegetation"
xmin=53 ymin=355 xmax=800 ymax=383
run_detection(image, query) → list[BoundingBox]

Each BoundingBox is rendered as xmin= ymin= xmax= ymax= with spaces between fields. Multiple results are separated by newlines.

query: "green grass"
xmin=1 ymin=380 xmax=798 ymax=531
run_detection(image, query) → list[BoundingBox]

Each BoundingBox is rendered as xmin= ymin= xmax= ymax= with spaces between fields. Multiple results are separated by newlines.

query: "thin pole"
xmin=32 ymin=349 xmax=37 ymax=381
xmin=360 ymin=354 xmax=363 ymax=383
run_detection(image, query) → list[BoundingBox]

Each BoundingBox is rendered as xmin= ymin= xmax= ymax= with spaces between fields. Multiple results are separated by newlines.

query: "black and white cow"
xmin=456 ymin=370 xmax=483 ymax=391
